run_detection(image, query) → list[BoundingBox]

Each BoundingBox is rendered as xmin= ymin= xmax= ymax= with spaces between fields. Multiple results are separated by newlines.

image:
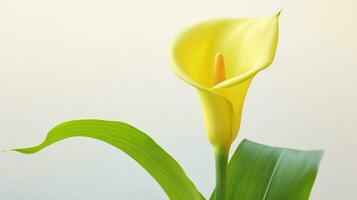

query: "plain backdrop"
xmin=0 ymin=0 xmax=356 ymax=199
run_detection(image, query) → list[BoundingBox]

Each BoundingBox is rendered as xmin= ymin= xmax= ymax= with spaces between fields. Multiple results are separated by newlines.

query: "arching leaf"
xmin=13 ymin=120 xmax=204 ymax=200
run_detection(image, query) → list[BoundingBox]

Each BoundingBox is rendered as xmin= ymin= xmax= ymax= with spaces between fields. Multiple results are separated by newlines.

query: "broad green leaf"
xmin=211 ymin=139 xmax=323 ymax=200
xmin=13 ymin=120 xmax=204 ymax=200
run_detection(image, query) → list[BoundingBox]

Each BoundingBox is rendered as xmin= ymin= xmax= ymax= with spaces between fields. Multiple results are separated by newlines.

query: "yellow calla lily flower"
xmin=170 ymin=12 xmax=280 ymax=150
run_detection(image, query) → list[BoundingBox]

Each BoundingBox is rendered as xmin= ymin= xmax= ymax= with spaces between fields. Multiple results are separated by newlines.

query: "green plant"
xmin=12 ymin=11 xmax=323 ymax=200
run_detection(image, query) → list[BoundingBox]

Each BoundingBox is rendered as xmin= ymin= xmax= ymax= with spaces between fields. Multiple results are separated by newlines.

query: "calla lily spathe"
xmin=170 ymin=12 xmax=280 ymax=150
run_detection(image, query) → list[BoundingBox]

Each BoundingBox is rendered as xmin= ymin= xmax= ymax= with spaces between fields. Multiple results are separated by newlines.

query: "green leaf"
xmin=211 ymin=139 xmax=323 ymax=200
xmin=13 ymin=120 xmax=204 ymax=200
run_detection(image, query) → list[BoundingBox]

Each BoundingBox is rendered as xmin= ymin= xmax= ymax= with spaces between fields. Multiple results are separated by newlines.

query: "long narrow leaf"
xmin=211 ymin=139 xmax=323 ymax=200
xmin=13 ymin=120 xmax=203 ymax=200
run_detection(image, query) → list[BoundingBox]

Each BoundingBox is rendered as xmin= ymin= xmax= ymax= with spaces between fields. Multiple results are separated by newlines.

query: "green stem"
xmin=215 ymin=147 xmax=229 ymax=200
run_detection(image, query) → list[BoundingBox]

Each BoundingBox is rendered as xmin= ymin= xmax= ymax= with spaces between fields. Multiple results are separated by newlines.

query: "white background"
xmin=1 ymin=0 xmax=356 ymax=199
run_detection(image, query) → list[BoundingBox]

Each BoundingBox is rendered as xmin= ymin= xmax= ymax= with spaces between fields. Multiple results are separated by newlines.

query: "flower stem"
xmin=214 ymin=147 xmax=229 ymax=200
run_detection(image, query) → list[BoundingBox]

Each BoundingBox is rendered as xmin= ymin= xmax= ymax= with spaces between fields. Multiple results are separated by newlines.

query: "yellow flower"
xmin=170 ymin=12 xmax=280 ymax=150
